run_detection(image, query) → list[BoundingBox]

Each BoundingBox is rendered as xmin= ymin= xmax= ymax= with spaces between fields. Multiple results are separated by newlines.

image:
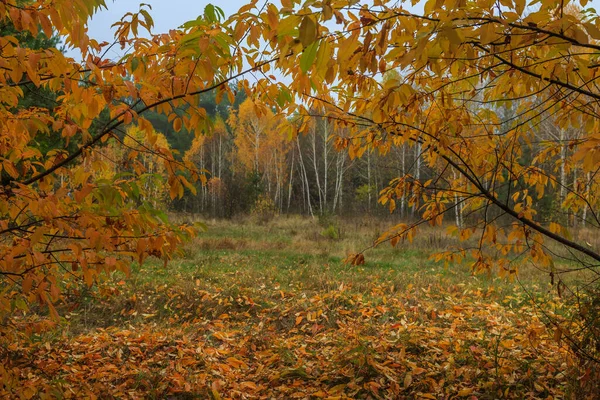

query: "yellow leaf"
xmin=443 ymin=26 xmax=463 ymax=46
xmin=299 ymin=16 xmax=317 ymax=46
xmin=514 ymin=0 xmax=525 ymax=15
xmin=554 ymin=327 xmax=562 ymax=345
xmin=22 ymin=276 xmax=33 ymax=294
xmin=240 ymin=381 xmax=257 ymax=390
xmin=22 ymin=386 xmax=36 ymax=400
xmin=173 ymin=117 xmax=182 ymax=132
xmin=170 ymin=180 xmax=180 ymax=200
xmin=583 ymin=22 xmax=600 ymax=40
xmin=404 ymin=372 xmax=412 ymax=388
xmin=84 ymin=268 xmax=94 ymax=287
xmin=226 ymin=357 xmax=248 ymax=369
xmin=2 ymin=160 xmax=18 ymax=179
xmin=29 ymin=227 xmax=46 ymax=246
xmin=47 ymin=302 xmax=59 ymax=320
xmin=549 ymin=222 xmax=561 ymax=234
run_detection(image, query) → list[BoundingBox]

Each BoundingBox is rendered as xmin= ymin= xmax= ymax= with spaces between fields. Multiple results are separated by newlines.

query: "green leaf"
xmin=214 ymin=6 xmax=225 ymax=21
xmin=276 ymin=86 xmax=292 ymax=107
xmin=131 ymin=57 xmax=139 ymax=72
xmin=139 ymin=9 xmax=154 ymax=30
xmin=214 ymin=33 xmax=232 ymax=56
xmin=300 ymin=41 xmax=319 ymax=73
xmin=194 ymin=221 xmax=208 ymax=231
xmin=204 ymin=4 xmax=216 ymax=23
xmin=181 ymin=17 xmax=203 ymax=29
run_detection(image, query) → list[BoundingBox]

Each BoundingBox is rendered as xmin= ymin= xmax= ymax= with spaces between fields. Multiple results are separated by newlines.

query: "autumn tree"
xmin=0 ymin=1 xmax=243 ymax=329
xmin=228 ymin=98 xmax=292 ymax=211
xmin=183 ymin=116 xmax=229 ymax=213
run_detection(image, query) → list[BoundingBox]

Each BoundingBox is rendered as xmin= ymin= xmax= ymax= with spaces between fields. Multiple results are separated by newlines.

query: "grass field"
xmin=1 ymin=216 xmax=580 ymax=399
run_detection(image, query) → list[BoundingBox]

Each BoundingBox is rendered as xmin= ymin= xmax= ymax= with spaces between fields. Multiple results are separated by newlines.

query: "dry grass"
xmin=183 ymin=215 xmax=581 ymax=284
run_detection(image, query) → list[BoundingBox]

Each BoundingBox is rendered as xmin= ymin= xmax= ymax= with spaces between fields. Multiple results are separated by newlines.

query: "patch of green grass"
xmin=57 ymin=216 xmax=567 ymax=336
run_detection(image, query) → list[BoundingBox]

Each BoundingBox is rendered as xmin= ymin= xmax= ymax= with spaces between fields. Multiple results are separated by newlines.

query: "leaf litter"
xmin=1 ymin=256 xmax=572 ymax=399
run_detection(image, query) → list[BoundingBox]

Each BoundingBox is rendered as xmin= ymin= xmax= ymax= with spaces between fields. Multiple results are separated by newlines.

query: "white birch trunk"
xmin=287 ymin=148 xmax=295 ymax=213
xmin=297 ymin=135 xmax=314 ymax=217
xmin=560 ymin=129 xmax=567 ymax=205
xmin=413 ymin=141 xmax=421 ymax=216
xmin=311 ymin=126 xmax=323 ymax=214
xmin=582 ymin=172 xmax=591 ymax=227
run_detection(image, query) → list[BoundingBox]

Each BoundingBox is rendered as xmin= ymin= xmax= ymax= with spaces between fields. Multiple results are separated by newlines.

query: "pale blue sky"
xmin=70 ymin=0 xmax=418 ymax=59
xmin=74 ymin=0 xmax=248 ymax=59
xmin=70 ymin=0 xmax=600 ymax=60
xmin=88 ymin=0 xmax=246 ymax=36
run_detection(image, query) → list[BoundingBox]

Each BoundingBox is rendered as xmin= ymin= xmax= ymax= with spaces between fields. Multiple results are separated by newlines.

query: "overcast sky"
xmin=70 ymin=1 xmax=247 ymax=59
xmin=70 ymin=0 xmax=600 ymax=60
xmin=88 ymin=0 xmax=247 ymax=36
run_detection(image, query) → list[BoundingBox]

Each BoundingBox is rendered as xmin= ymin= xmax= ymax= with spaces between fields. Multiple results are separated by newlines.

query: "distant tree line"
xmin=139 ymin=91 xmax=587 ymax=229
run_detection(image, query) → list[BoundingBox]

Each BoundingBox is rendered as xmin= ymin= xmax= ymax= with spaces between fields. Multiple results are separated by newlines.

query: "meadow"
xmin=2 ymin=216 xmax=578 ymax=399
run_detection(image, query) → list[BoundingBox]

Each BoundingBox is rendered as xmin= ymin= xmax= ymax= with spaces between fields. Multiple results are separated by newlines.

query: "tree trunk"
xmin=297 ymin=135 xmax=314 ymax=217
xmin=333 ymin=150 xmax=346 ymax=213
xmin=452 ymin=169 xmax=463 ymax=228
xmin=572 ymin=167 xmax=578 ymax=227
xmin=287 ymin=148 xmax=295 ymax=213
xmin=367 ymin=148 xmax=372 ymax=212
xmin=401 ymin=144 xmax=406 ymax=218
xmin=559 ymin=128 xmax=567 ymax=205
xmin=412 ymin=141 xmax=421 ymax=217
xmin=311 ymin=126 xmax=323 ymax=214
xmin=582 ymin=172 xmax=591 ymax=227
xmin=323 ymin=119 xmax=329 ymax=212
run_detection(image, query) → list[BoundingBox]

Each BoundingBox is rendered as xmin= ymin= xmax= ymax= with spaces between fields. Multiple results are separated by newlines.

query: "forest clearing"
xmin=1 ymin=217 xmax=583 ymax=398
xmin=2 ymin=0 xmax=600 ymax=398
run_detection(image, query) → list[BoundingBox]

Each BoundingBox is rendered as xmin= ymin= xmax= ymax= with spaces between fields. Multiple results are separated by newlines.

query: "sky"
xmin=88 ymin=0 xmax=246 ymax=37
xmin=70 ymin=0 xmax=600 ymax=61
xmin=71 ymin=0 xmax=247 ymax=60
xmin=68 ymin=0 xmax=416 ymax=60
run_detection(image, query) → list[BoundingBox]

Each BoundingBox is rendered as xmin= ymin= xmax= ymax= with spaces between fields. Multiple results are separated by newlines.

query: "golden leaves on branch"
xmin=345 ymin=253 xmax=365 ymax=266
xmin=0 ymin=0 xmax=208 ymax=319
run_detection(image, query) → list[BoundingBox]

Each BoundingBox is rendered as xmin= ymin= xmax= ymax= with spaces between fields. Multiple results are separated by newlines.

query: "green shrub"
xmin=251 ymin=195 xmax=277 ymax=224
xmin=321 ymin=223 xmax=339 ymax=240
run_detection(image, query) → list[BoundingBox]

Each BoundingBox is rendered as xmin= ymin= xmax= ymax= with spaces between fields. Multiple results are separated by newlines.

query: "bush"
xmin=318 ymin=213 xmax=342 ymax=240
xmin=251 ymin=195 xmax=277 ymax=224
xmin=321 ymin=223 xmax=339 ymax=240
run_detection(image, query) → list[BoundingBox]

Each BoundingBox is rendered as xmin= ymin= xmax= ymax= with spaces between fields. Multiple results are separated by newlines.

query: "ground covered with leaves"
xmin=1 ymin=217 xmax=576 ymax=399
